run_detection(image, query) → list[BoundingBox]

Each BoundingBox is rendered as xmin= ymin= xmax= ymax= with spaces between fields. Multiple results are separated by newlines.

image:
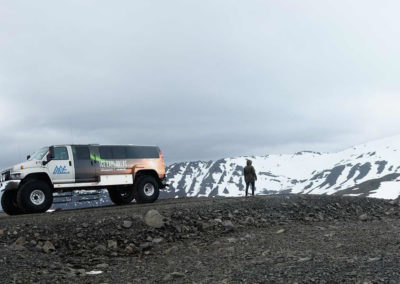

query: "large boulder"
xmin=144 ymin=209 xmax=164 ymax=229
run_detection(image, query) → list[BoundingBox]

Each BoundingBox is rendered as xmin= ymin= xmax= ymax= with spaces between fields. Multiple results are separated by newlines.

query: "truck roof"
xmin=52 ymin=144 xmax=159 ymax=147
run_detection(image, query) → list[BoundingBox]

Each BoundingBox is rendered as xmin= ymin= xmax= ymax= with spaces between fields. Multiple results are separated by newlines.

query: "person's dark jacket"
xmin=244 ymin=160 xmax=257 ymax=184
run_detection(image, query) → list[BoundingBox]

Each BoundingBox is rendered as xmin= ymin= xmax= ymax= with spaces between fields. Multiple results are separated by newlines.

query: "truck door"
xmin=71 ymin=145 xmax=98 ymax=182
xmin=47 ymin=146 xmax=75 ymax=184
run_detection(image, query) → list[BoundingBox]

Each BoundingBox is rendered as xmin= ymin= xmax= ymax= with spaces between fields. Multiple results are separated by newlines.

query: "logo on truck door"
xmin=53 ymin=166 xmax=70 ymax=175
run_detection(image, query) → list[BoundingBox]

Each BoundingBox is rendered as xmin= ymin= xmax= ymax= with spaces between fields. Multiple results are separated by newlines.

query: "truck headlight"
xmin=11 ymin=173 xmax=21 ymax=179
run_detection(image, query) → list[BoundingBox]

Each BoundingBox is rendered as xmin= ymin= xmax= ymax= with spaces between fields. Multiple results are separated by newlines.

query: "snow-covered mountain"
xmin=164 ymin=135 xmax=400 ymax=200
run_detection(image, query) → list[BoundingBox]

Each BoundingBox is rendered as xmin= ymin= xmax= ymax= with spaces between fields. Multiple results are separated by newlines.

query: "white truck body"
xmin=0 ymin=144 xmax=167 ymax=215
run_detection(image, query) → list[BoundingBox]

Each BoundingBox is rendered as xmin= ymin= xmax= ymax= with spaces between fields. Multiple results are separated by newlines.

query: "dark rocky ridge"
xmin=1 ymin=195 xmax=400 ymax=283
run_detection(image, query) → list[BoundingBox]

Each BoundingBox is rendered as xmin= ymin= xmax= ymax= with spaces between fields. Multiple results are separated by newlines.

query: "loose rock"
xmin=42 ymin=241 xmax=55 ymax=253
xmin=244 ymin=217 xmax=255 ymax=225
xmin=107 ymin=240 xmax=118 ymax=250
xmin=163 ymin=272 xmax=185 ymax=281
xmin=14 ymin=236 xmax=26 ymax=246
xmin=222 ymin=220 xmax=235 ymax=231
xmin=144 ymin=210 xmax=164 ymax=229
xmin=122 ymin=220 xmax=132 ymax=229
xmin=96 ymin=263 xmax=109 ymax=269
xmin=94 ymin=244 xmax=107 ymax=253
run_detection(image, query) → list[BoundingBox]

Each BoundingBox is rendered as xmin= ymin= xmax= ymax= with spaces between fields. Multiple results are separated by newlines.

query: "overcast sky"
xmin=1 ymin=0 xmax=400 ymax=168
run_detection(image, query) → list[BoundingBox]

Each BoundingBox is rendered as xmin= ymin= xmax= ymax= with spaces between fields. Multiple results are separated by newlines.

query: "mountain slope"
xmin=165 ymin=135 xmax=400 ymax=199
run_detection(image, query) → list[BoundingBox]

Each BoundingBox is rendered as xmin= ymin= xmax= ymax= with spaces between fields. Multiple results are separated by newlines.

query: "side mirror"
xmin=46 ymin=153 xmax=53 ymax=161
xmin=26 ymin=155 xmax=31 ymax=160
xmin=43 ymin=146 xmax=55 ymax=165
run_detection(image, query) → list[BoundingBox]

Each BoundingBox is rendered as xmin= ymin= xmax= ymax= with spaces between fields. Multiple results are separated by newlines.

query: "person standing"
xmin=243 ymin=160 xmax=257 ymax=196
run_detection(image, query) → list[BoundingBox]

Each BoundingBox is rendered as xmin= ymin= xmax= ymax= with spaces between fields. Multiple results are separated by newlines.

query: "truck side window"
xmin=112 ymin=146 xmax=126 ymax=159
xmin=54 ymin=147 xmax=69 ymax=160
xmin=75 ymin=146 xmax=90 ymax=160
xmin=99 ymin=146 xmax=112 ymax=159
xmin=126 ymin=146 xmax=159 ymax=159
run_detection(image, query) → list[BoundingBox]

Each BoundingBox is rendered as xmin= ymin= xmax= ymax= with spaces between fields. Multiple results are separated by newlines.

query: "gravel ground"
xmin=1 ymin=194 xmax=400 ymax=283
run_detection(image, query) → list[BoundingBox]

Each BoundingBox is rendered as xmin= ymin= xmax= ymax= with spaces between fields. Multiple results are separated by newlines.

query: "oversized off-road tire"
xmin=1 ymin=190 xmax=23 ymax=215
xmin=108 ymin=186 xmax=135 ymax=205
xmin=16 ymin=180 xmax=53 ymax=214
xmin=134 ymin=176 xmax=159 ymax=204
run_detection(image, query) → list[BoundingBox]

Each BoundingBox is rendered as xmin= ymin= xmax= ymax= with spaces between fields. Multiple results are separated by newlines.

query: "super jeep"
xmin=0 ymin=144 xmax=167 ymax=215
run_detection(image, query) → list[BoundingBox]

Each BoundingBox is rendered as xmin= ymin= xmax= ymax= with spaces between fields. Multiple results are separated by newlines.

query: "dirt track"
xmin=1 ymin=194 xmax=400 ymax=283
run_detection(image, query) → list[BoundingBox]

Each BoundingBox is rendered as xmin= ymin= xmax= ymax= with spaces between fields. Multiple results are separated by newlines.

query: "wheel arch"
xmin=134 ymin=169 xmax=160 ymax=183
xmin=20 ymin=173 xmax=53 ymax=190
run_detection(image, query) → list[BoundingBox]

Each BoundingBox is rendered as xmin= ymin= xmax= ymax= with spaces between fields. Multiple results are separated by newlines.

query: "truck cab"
xmin=0 ymin=144 xmax=167 ymax=215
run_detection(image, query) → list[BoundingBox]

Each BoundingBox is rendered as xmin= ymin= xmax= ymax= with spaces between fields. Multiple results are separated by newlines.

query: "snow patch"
xmin=369 ymin=181 xmax=400 ymax=200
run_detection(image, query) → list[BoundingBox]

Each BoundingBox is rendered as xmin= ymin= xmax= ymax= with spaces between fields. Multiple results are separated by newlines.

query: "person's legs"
xmin=251 ymin=182 xmax=255 ymax=196
xmin=245 ymin=182 xmax=249 ymax=196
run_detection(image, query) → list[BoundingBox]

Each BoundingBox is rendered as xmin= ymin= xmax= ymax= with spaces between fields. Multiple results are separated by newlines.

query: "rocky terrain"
xmin=1 ymin=195 xmax=400 ymax=283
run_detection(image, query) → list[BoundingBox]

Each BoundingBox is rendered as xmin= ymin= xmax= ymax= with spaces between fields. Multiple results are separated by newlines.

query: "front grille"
xmin=1 ymin=171 xmax=10 ymax=182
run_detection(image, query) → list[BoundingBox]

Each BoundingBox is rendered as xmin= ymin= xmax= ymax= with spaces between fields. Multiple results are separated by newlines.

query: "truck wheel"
xmin=108 ymin=187 xmax=135 ymax=205
xmin=16 ymin=180 xmax=53 ymax=214
xmin=135 ymin=176 xmax=159 ymax=204
xmin=1 ymin=190 xmax=22 ymax=215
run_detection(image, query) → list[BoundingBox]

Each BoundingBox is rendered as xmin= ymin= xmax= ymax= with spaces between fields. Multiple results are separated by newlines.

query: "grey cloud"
xmin=1 ymin=0 xmax=400 ymax=168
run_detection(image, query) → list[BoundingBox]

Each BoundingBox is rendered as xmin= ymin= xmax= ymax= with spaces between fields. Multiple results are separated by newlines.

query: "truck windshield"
xmin=28 ymin=147 xmax=49 ymax=161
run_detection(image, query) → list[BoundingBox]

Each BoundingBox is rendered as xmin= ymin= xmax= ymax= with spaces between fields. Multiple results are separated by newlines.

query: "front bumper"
xmin=0 ymin=180 xmax=21 ymax=192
